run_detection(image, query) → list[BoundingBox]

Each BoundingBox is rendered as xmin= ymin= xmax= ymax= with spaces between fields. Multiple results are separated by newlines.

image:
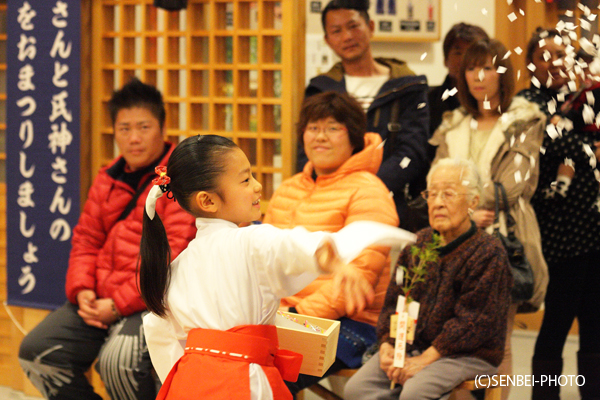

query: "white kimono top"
xmin=144 ymin=218 xmax=329 ymax=398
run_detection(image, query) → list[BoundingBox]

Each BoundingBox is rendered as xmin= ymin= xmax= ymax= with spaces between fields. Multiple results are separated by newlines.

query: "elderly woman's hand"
xmin=390 ymin=346 xmax=442 ymax=385
xmin=472 ymin=209 xmax=495 ymax=228
xmin=379 ymin=342 xmax=395 ymax=373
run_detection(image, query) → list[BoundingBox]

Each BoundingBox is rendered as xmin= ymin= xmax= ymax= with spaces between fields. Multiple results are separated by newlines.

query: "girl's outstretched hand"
xmin=315 ymin=238 xmax=375 ymax=315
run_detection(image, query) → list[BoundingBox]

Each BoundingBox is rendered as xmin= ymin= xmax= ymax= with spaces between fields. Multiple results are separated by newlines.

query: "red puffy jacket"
xmin=65 ymin=143 xmax=196 ymax=316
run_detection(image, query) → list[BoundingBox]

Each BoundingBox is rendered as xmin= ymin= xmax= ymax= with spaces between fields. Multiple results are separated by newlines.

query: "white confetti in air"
xmin=554 ymin=35 xmax=563 ymax=45
xmin=530 ymin=155 xmax=536 ymax=169
xmin=377 ymin=138 xmax=386 ymax=149
xmin=534 ymin=0 xmax=541 ymax=2
xmin=564 ymin=158 xmax=575 ymax=168
xmin=514 ymin=47 xmax=523 ymax=55
xmin=514 ymin=170 xmax=523 ymax=183
xmin=547 ymin=99 xmax=557 ymax=115
xmin=517 ymin=70 xmax=521 ymax=81
xmin=580 ymin=37 xmax=597 ymax=56
xmin=482 ymin=8 xmax=488 ymax=15
xmin=492 ymin=55 xmax=497 ymax=64
xmin=546 ymin=124 xmax=559 ymax=140
xmin=514 ymin=153 xmax=523 ymax=168
xmin=524 ymin=169 xmax=531 ymax=181
xmin=565 ymin=10 xmax=573 ymax=17
xmin=590 ymin=14 xmax=597 ymax=21
xmin=585 ymin=90 xmax=596 ymax=107
xmin=596 ymin=112 xmax=600 ymax=127
xmin=540 ymin=146 xmax=546 ymax=155
xmin=583 ymin=143 xmax=595 ymax=157
xmin=520 ymin=133 xmax=526 ymax=143
xmin=503 ymin=50 xmax=512 ymax=60
xmin=497 ymin=66 xmax=507 ymax=74
xmin=479 ymin=68 xmax=485 ymax=81
xmin=420 ymin=52 xmax=427 ymax=61
xmin=519 ymin=8 xmax=525 ymax=15
xmin=510 ymin=135 xmax=516 ymax=147
xmin=581 ymin=18 xmax=592 ymax=31
xmin=417 ymin=102 xmax=426 ymax=109
xmin=470 ymin=118 xmax=478 ymax=130
xmin=507 ymin=0 xmax=513 ymax=5
xmin=568 ymin=80 xmax=577 ymax=92
xmin=462 ymin=180 xmax=470 ymax=187
xmin=441 ymin=87 xmax=458 ymax=101
xmin=594 ymin=169 xmax=600 ymax=182
xmin=508 ymin=12 xmax=517 ymax=22
xmin=552 ymin=58 xmax=563 ymax=66
xmin=584 ymin=104 xmax=596 ymax=125
xmin=400 ymin=157 xmax=411 ymax=169
xmin=559 ymin=69 xmax=568 ymax=79
xmin=483 ymin=95 xmax=490 ymax=110
xmin=389 ymin=191 xmax=394 ymax=198
xmin=546 ymin=76 xmax=553 ymax=88
xmin=557 ymin=93 xmax=566 ymax=102
xmin=527 ymin=63 xmax=537 ymax=72
xmin=591 ymin=157 xmax=597 ymax=169
xmin=543 ymin=50 xmax=551 ymax=62
xmin=563 ymin=118 xmax=574 ymax=132
xmin=569 ymin=30 xmax=578 ymax=41
xmin=538 ymin=39 xmax=546 ymax=48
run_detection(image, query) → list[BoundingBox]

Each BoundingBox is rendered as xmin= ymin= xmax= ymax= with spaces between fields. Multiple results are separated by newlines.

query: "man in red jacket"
xmin=18 ymin=78 xmax=197 ymax=400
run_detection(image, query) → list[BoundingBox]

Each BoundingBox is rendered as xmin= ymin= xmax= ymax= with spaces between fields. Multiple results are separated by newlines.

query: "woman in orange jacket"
xmin=263 ymin=91 xmax=400 ymax=396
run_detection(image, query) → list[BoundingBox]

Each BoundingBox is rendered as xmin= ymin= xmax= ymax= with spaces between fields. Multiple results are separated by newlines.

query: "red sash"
xmin=156 ymin=325 xmax=303 ymax=400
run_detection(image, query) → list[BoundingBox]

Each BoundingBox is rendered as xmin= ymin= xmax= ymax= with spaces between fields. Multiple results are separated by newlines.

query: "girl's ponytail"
xmin=139 ymin=184 xmax=172 ymax=318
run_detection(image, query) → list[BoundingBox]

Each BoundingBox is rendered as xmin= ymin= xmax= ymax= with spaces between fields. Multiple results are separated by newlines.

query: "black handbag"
xmin=493 ymin=182 xmax=534 ymax=302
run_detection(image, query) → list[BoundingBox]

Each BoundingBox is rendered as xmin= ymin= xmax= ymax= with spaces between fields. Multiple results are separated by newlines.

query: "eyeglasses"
xmin=421 ymin=189 xmax=467 ymax=203
xmin=304 ymin=124 xmax=347 ymax=138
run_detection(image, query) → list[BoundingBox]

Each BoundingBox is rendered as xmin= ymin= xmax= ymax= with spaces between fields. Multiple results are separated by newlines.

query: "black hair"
xmin=321 ymin=0 xmax=370 ymax=32
xmin=138 ymin=135 xmax=238 ymax=317
xmin=108 ymin=77 xmax=166 ymax=129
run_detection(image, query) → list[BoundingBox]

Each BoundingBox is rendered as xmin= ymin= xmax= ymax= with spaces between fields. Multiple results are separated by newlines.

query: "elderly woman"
xmin=263 ymin=91 xmax=399 ymax=396
xmin=429 ymin=38 xmax=548 ymax=400
xmin=344 ymin=158 xmax=512 ymax=400
xmin=518 ymin=29 xmax=600 ymax=399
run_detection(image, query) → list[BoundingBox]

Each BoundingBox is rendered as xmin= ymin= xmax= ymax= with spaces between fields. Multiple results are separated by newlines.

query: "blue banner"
xmin=6 ymin=1 xmax=81 ymax=310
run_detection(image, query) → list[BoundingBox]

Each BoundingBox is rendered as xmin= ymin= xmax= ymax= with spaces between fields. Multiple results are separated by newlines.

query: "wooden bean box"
xmin=276 ymin=312 xmax=340 ymax=377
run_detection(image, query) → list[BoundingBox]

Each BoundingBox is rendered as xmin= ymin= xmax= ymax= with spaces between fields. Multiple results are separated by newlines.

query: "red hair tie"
xmin=152 ymin=165 xmax=171 ymax=187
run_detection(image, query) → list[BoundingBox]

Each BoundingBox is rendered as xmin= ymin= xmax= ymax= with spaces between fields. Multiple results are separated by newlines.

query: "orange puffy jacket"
xmin=263 ymin=133 xmax=399 ymax=326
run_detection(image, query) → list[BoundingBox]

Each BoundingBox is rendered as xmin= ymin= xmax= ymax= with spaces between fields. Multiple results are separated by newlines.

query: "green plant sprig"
xmin=401 ymin=233 xmax=442 ymax=304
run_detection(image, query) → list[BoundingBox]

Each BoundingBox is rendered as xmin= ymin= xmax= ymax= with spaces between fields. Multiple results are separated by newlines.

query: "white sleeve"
xmin=246 ymin=224 xmax=326 ymax=298
xmin=247 ymin=221 xmax=417 ymax=298
xmin=143 ymin=313 xmax=185 ymax=383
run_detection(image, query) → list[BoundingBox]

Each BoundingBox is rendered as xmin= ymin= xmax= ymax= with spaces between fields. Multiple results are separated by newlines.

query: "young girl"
xmin=139 ymin=135 xmax=413 ymax=400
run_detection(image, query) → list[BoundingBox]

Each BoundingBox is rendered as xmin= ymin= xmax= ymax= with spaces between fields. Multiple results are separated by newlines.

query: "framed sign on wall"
xmin=369 ymin=0 xmax=440 ymax=42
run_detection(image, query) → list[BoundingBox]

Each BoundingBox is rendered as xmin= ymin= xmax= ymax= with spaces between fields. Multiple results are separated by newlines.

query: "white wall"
xmin=306 ymin=0 xmax=496 ymax=87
